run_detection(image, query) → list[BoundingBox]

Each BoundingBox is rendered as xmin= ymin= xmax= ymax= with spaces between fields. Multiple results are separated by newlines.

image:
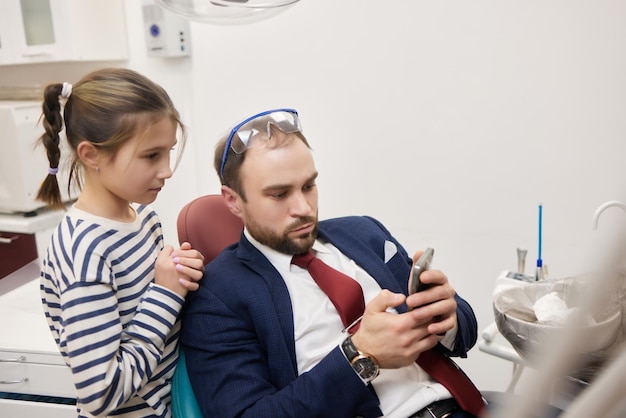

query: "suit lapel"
xmin=237 ymin=236 xmax=298 ymax=369
xmin=317 ymin=222 xmax=409 ymax=314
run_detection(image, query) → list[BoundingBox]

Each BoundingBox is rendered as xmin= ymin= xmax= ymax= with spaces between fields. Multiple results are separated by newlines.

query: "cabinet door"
xmin=9 ymin=0 xmax=68 ymax=64
xmin=0 ymin=398 xmax=75 ymax=418
xmin=0 ymin=232 xmax=37 ymax=279
xmin=1 ymin=0 xmax=127 ymax=65
xmin=0 ymin=357 xmax=75 ymax=398
xmin=0 ymin=1 xmax=18 ymax=64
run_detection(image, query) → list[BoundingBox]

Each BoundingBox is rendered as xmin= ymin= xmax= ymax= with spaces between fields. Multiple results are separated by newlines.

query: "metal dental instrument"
xmin=516 ymin=248 xmax=527 ymax=274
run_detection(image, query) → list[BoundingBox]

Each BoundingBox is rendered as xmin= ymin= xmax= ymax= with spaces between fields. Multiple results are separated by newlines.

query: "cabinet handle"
xmin=0 ymin=355 xmax=26 ymax=362
xmin=21 ymin=51 xmax=53 ymax=58
xmin=0 ymin=356 xmax=28 ymax=384
xmin=0 ymin=235 xmax=18 ymax=244
xmin=0 ymin=377 xmax=29 ymax=384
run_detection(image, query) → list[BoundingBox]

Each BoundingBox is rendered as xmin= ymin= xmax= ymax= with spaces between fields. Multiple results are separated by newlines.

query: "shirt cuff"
xmin=438 ymin=321 xmax=458 ymax=350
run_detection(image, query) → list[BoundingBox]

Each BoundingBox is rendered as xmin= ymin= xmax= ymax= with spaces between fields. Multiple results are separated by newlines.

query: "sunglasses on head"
xmin=219 ymin=108 xmax=301 ymax=179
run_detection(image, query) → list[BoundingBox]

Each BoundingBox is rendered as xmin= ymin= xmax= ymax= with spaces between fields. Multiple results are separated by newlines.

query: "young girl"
xmin=37 ymin=68 xmax=204 ymax=417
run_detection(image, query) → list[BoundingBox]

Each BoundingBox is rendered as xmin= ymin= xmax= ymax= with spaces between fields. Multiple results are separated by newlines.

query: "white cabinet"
xmin=0 ymin=212 xmax=74 ymax=416
xmin=0 ymin=262 xmax=76 ymax=418
xmin=0 ymin=0 xmax=128 ymax=65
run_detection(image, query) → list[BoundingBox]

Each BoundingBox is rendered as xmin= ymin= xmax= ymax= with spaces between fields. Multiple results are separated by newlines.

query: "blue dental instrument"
xmin=536 ymin=203 xmax=543 ymax=281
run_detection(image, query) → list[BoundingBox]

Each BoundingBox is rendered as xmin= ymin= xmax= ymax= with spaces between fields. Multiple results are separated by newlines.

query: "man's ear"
xmin=76 ymin=141 xmax=101 ymax=171
xmin=221 ymin=185 xmax=243 ymax=219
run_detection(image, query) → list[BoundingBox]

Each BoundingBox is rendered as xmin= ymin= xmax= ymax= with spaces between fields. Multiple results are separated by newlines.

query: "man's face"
xmin=235 ymin=137 xmax=319 ymax=255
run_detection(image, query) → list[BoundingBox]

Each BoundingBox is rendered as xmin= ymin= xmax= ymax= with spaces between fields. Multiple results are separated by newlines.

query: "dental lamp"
xmin=155 ymin=0 xmax=301 ymax=25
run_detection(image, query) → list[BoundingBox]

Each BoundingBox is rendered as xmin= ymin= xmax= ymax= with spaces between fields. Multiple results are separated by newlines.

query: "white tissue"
xmin=532 ymin=291 xmax=596 ymax=326
xmin=533 ymin=292 xmax=570 ymax=323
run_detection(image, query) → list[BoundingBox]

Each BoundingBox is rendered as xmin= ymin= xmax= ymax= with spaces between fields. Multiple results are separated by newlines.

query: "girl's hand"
xmin=171 ymin=242 xmax=205 ymax=292
xmin=154 ymin=245 xmax=189 ymax=297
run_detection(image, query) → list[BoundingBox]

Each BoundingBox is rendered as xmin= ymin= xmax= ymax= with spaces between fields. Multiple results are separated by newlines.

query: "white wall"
xmin=2 ymin=0 xmax=625 ymax=394
xmin=182 ymin=0 xmax=626 ymax=392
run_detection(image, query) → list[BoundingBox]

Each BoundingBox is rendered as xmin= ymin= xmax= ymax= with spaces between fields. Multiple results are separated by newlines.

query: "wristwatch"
xmin=341 ymin=336 xmax=379 ymax=383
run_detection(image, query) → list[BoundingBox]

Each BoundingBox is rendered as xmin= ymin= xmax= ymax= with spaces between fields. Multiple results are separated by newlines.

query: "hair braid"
xmin=35 ymin=84 xmax=65 ymax=209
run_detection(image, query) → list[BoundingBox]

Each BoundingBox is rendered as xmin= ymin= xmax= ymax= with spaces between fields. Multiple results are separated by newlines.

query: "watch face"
xmin=353 ymin=356 xmax=379 ymax=381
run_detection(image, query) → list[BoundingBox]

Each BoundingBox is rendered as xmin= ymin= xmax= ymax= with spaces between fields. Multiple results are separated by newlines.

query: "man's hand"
xmin=350 ymin=250 xmax=459 ymax=368
xmin=405 ymin=257 xmax=458 ymax=337
xmin=351 ymin=290 xmax=438 ymax=368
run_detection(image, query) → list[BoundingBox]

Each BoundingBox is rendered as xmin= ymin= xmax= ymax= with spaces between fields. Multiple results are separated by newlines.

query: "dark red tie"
xmin=292 ymin=250 xmax=364 ymax=328
xmin=417 ymin=349 xmax=485 ymax=416
xmin=292 ymin=250 xmax=485 ymax=417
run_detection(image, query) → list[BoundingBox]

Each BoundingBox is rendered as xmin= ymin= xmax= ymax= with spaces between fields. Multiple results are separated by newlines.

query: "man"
xmin=181 ymin=108 xmax=482 ymax=418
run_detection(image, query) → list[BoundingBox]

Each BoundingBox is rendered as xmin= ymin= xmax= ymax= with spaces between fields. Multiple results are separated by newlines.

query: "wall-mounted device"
xmin=0 ymin=101 xmax=74 ymax=215
xmin=142 ymin=0 xmax=192 ymax=58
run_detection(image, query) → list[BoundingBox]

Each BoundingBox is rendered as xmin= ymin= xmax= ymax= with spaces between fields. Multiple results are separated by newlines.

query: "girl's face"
xmin=99 ymin=117 xmax=176 ymax=207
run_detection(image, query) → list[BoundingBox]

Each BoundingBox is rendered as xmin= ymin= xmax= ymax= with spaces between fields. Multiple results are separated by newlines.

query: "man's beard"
xmin=247 ymin=215 xmax=318 ymax=255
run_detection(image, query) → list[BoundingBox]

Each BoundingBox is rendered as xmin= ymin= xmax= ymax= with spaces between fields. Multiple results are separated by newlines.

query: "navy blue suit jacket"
xmin=181 ymin=216 xmax=478 ymax=418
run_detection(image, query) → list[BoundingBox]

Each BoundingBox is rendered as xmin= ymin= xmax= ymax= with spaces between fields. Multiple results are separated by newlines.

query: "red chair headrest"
xmin=177 ymin=194 xmax=243 ymax=263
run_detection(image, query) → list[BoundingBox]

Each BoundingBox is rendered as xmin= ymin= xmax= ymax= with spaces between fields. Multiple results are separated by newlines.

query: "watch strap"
xmin=341 ymin=336 xmax=360 ymax=362
xmin=341 ymin=336 xmax=380 ymax=383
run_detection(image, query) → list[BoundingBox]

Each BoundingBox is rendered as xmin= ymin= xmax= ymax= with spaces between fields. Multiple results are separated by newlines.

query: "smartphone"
xmin=409 ymin=247 xmax=434 ymax=294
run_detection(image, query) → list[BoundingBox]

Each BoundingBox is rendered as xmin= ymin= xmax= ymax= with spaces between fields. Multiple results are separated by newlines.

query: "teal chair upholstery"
xmin=172 ymin=194 xmax=243 ymax=418
xmin=171 ymin=349 xmax=202 ymax=418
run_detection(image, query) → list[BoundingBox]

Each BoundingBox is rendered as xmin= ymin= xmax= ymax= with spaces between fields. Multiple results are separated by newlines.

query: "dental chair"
xmin=172 ymin=194 xmax=243 ymax=418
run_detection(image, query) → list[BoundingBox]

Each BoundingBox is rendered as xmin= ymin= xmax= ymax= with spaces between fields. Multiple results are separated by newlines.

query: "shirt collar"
xmin=244 ymin=227 xmax=329 ymax=271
